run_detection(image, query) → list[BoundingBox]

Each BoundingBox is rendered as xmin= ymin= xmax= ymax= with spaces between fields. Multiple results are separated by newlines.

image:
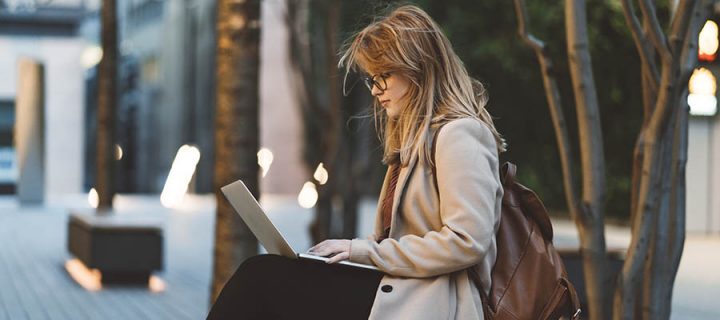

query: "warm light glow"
xmin=160 ymin=145 xmax=201 ymax=208
xmin=81 ymin=46 xmax=103 ymax=69
xmin=313 ymin=163 xmax=328 ymax=185
xmin=699 ymin=20 xmax=719 ymax=61
xmin=115 ymin=144 xmax=123 ymax=160
xmin=66 ymin=259 xmax=164 ymax=292
xmin=149 ymin=275 xmax=166 ymax=293
xmin=257 ymin=148 xmax=274 ymax=177
xmin=88 ymin=188 xmax=99 ymax=208
xmin=688 ymin=68 xmax=718 ymax=116
xmin=689 ymin=68 xmax=716 ymax=95
xmin=298 ymin=182 xmax=318 ymax=209
xmin=65 ymin=259 xmax=102 ymax=291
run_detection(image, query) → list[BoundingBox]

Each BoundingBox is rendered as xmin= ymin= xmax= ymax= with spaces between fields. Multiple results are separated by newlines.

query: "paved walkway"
xmin=0 ymin=195 xmax=215 ymax=320
xmin=0 ymin=194 xmax=718 ymax=319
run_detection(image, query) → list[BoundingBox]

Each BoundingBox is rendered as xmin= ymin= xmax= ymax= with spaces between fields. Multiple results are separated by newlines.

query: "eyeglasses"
xmin=363 ymin=73 xmax=391 ymax=92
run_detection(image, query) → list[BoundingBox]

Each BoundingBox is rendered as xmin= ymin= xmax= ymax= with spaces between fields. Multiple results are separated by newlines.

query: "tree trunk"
xmin=312 ymin=0 xmax=343 ymax=242
xmin=512 ymin=0 xmax=579 ymax=225
xmin=286 ymin=0 xmax=345 ymax=243
xmin=210 ymin=0 xmax=261 ymax=304
xmin=340 ymin=86 xmax=362 ymax=239
xmin=565 ymin=1 xmax=610 ymax=318
xmin=516 ymin=0 xmax=709 ymax=318
xmin=644 ymin=2 xmax=706 ymax=318
xmin=96 ymin=0 xmax=118 ymax=211
xmin=615 ymin=1 xmax=707 ymax=319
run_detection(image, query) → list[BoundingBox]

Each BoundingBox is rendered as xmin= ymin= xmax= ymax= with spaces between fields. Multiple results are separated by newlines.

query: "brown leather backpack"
xmin=478 ymin=162 xmax=582 ymax=320
xmin=431 ymin=130 xmax=581 ymax=319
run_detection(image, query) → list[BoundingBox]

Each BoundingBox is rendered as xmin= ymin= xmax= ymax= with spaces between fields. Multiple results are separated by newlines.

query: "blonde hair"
xmin=340 ymin=4 xmax=506 ymax=167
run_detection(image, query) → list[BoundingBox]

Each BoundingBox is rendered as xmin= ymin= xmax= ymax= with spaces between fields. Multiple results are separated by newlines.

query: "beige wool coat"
xmin=349 ymin=118 xmax=504 ymax=320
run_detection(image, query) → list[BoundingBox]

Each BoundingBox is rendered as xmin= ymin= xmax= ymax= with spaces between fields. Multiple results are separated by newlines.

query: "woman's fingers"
xmin=314 ymin=243 xmax=341 ymax=256
xmin=307 ymin=239 xmax=350 ymax=262
xmin=308 ymin=240 xmax=332 ymax=255
xmin=326 ymin=251 xmax=350 ymax=264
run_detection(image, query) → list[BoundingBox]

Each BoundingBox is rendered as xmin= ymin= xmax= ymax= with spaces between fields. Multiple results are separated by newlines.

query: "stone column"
xmin=15 ymin=58 xmax=45 ymax=204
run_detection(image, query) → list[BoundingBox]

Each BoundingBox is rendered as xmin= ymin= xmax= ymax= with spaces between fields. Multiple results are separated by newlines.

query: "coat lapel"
xmin=388 ymin=152 xmax=419 ymax=236
xmin=373 ymin=166 xmax=393 ymax=237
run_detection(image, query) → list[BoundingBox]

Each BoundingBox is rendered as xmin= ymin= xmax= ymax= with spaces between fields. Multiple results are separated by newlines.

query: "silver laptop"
xmin=221 ymin=179 xmax=379 ymax=271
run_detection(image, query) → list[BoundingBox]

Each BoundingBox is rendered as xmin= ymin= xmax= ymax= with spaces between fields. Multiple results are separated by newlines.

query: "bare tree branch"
xmin=512 ymin=0 xmax=579 ymax=219
xmin=565 ymin=0 xmax=610 ymax=318
xmin=565 ymin=0 xmax=606 ymax=210
xmin=618 ymin=1 xmax=706 ymax=318
xmin=639 ymin=0 xmax=671 ymax=61
xmin=669 ymin=0 xmax=700 ymax=56
xmin=643 ymin=8 xmax=709 ymax=318
xmin=624 ymin=63 xmax=673 ymax=320
xmin=679 ymin=0 xmax=709 ymax=83
xmin=621 ymin=0 xmax=660 ymax=92
xmin=665 ymin=89 xmax=689 ymax=318
xmin=630 ymin=18 xmax=660 ymax=234
xmin=616 ymin=127 xmax=663 ymax=319
xmin=659 ymin=3 xmax=710 ymax=318
xmin=513 ymin=0 xmax=544 ymax=51
xmin=645 ymin=0 xmax=697 ymax=149
xmin=643 ymin=115 xmax=675 ymax=319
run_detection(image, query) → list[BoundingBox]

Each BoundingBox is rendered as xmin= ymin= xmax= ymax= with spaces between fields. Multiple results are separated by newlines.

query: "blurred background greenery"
xmin=331 ymin=0 xmax=663 ymax=222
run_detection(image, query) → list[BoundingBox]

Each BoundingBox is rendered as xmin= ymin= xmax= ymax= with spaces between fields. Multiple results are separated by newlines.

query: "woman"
xmin=207 ymin=5 xmax=505 ymax=320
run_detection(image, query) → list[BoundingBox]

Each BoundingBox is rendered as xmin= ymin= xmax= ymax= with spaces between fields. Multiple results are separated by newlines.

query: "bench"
xmin=67 ymin=211 xmax=164 ymax=284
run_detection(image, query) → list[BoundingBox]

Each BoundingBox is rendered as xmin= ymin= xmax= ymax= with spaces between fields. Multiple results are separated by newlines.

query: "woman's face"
xmin=368 ymin=72 xmax=411 ymax=120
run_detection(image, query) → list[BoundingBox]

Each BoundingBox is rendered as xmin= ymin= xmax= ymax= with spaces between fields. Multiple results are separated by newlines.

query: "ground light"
xmin=298 ymin=182 xmax=318 ymax=208
xmin=115 ymin=144 xmax=123 ymax=160
xmin=81 ymin=46 xmax=103 ymax=69
xmin=257 ymin=148 xmax=273 ymax=177
xmin=313 ymin=163 xmax=328 ymax=185
xmin=65 ymin=259 xmax=166 ymax=292
xmin=88 ymin=188 xmax=99 ymax=208
xmin=65 ymin=259 xmax=102 ymax=291
xmin=161 ymin=145 xmax=201 ymax=208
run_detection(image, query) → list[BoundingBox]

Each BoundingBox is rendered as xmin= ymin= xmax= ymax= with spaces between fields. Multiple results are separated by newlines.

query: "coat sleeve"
xmin=349 ymin=118 xmax=501 ymax=278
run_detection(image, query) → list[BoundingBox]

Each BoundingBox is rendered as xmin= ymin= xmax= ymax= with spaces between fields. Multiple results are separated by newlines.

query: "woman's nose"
xmin=371 ymin=85 xmax=382 ymax=97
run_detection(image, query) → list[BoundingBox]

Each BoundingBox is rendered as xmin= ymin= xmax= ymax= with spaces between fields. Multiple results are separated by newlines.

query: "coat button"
xmin=381 ymin=285 xmax=393 ymax=293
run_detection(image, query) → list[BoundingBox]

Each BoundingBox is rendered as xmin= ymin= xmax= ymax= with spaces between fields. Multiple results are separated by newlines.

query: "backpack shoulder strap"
xmin=431 ymin=125 xmax=493 ymax=319
xmin=503 ymin=161 xmax=555 ymax=241
xmin=431 ymin=125 xmax=443 ymax=190
xmin=501 ymin=162 xmax=517 ymax=186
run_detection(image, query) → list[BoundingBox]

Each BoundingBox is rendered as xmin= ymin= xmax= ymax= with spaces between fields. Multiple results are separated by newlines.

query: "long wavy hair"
xmin=340 ymin=5 xmax=506 ymax=167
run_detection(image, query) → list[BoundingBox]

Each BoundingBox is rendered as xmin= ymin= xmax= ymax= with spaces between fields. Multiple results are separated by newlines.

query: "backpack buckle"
xmin=572 ymin=308 xmax=582 ymax=319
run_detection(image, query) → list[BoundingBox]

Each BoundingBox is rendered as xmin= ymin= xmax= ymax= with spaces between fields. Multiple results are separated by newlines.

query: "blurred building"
xmin=89 ymin=0 xmax=305 ymax=195
xmin=0 ymin=0 xmax=88 ymax=198
xmin=1 ymin=0 xmax=306 ymax=199
xmin=687 ymin=112 xmax=720 ymax=234
xmin=687 ymin=17 xmax=720 ymax=234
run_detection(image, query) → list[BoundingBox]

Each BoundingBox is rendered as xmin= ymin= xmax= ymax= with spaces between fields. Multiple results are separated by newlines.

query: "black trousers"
xmin=207 ymin=254 xmax=384 ymax=320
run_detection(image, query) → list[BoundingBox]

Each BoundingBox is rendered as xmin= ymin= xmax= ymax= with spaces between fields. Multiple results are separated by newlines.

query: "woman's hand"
xmin=307 ymin=239 xmax=351 ymax=264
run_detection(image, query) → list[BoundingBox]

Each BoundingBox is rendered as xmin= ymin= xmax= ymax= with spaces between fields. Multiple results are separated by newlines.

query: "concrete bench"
xmin=556 ymin=246 xmax=626 ymax=311
xmin=67 ymin=211 xmax=164 ymax=284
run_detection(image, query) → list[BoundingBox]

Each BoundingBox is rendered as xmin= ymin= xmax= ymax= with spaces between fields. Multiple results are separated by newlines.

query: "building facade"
xmin=0 ymin=0 xmax=306 ymax=201
xmin=0 ymin=1 xmax=87 ymax=199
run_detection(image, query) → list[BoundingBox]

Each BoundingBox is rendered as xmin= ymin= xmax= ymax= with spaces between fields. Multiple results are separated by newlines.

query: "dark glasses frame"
xmin=362 ymin=73 xmax=391 ymax=92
